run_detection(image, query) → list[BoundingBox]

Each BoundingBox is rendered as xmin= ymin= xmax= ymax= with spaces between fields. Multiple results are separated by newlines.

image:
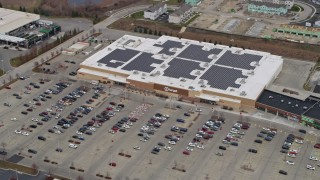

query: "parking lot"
xmin=0 ymin=35 xmax=319 ymax=180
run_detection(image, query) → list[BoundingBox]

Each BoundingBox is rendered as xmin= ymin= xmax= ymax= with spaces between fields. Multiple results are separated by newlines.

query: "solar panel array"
xmin=163 ymin=58 xmax=205 ymax=80
xmin=215 ymin=51 xmax=262 ymax=70
xmin=200 ymin=66 xmax=248 ymax=90
xmin=122 ymin=53 xmax=163 ymax=73
xmin=97 ymin=49 xmax=140 ymax=68
xmin=177 ymin=44 xmax=222 ymax=63
xmin=154 ymin=40 xmax=184 ymax=55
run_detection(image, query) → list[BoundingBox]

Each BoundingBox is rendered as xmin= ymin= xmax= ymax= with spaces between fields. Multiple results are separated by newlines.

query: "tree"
xmin=148 ymin=29 xmax=153 ymax=34
xmin=158 ymin=31 xmax=162 ymax=36
xmin=209 ymin=39 xmax=212 ymax=43
xmin=143 ymin=28 xmax=148 ymax=34
xmin=0 ymin=2 xmax=2 ymax=8
xmin=203 ymin=38 xmax=206 ymax=42
xmin=22 ymin=7 xmax=26 ymax=12
xmin=15 ymin=73 xmax=20 ymax=79
xmin=154 ymin=30 xmax=158 ymax=36
xmin=19 ymin=6 xmax=22 ymax=11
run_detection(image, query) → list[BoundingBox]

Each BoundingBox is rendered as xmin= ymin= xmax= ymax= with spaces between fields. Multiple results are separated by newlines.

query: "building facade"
xmin=168 ymin=4 xmax=193 ymax=24
xmin=144 ymin=2 xmax=167 ymax=20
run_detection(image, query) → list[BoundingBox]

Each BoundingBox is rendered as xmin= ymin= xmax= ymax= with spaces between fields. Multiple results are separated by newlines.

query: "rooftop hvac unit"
xmin=161 ymin=64 xmax=166 ymax=68
xmin=204 ymin=63 xmax=209 ymax=67
xmin=269 ymin=96 xmax=273 ymax=99
xmin=195 ymin=71 xmax=201 ymax=75
xmin=303 ymin=106 xmax=308 ymax=110
xmin=240 ymin=78 xmax=246 ymax=84
xmin=180 ymin=78 xmax=186 ymax=82
xmin=172 ymin=47 xmax=177 ymax=52
xmin=142 ymin=73 xmax=146 ymax=76
xmin=98 ymin=63 xmax=102 ymax=67
xmin=156 ymin=71 xmax=161 ymax=75
xmin=230 ymin=88 xmax=235 ymax=92
xmin=189 ymin=86 xmax=195 ymax=90
xmin=161 ymin=54 xmax=168 ymax=59
xmin=133 ymin=70 xmax=139 ymax=74
xmin=198 ymin=79 xmax=204 ymax=84
xmin=247 ymin=70 xmax=255 ymax=75
xmin=235 ymin=50 xmax=241 ymax=54
xmin=108 ymin=48 xmax=112 ymax=51
xmin=200 ymin=85 xmax=206 ymax=88
xmin=281 ymin=99 xmax=284 ymax=103
xmin=255 ymin=61 xmax=260 ymax=66
xmin=240 ymin=91 xmax=247 ymax=96
xmin=212 ymin=54 xmax=218 ymax=59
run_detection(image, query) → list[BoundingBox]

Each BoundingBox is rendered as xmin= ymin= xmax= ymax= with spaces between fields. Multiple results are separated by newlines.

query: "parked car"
xmin=254 ymin=139 xmax=262 ymax=144
xmin=279 ymin=170 xmax=287 ymax=175
xmin=248 ymin=149 xmax=258 ymax=153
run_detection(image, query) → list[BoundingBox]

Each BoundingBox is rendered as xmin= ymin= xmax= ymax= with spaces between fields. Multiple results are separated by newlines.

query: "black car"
xmin=56 ymin=148 xmax=63 ymax=152
xmin=230 ymin=142 xmax=238 ymax=146
xmin=119 ymin=129 xmax=126 ymax=133
xmin=280 ymin=149 xmax=288 ymax=153
xmin=38 ymin=136 xmax=46 ymax=141
xmin=21 ymin=111 xmax=28 ymax=115
xmin=28 ymin=149 xmax=37 ymax=154
xmin=138 ymin=133 xmax=144 ymax=137
xmin=254 ymin=139 xmax=263 ymax=144
xmin=298 ymin=129 xmax=306 ymax=134
xmin=282 ymin=145 xmax=290 ymax=150
xmin=29 ymin=125 xmax=37 ymax=128
xmin=48 ymin=129 xmax=54 ymax=133
xmin=248 ymin=149 xmax=258 ymax=153
xmin=158 ymin=142 xmax=165 ymax=146
xmin=219 ymin=146 xmax=227 ymax=150
xmin=279 ymin=170 xmax=287 ymax=175
xmin=23 ymin=104 xmax=30 ymax=107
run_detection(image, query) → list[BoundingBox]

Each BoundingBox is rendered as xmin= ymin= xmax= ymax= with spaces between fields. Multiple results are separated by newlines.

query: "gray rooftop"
xmin=145 ymin=2 xmax=166 ymax=13
xmin=171 ymin=4 xmax=193 ymax=16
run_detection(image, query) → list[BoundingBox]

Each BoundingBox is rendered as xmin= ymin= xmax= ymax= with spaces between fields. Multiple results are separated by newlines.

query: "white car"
xmin=14 ymin=130 xmax=21 ymax=134
xmin=197 ymin=145 xmax=205 ymax=149
xmin=140 ymin=138 xmax=147 ymax=142
xmin=22 ymin=132 xmax=29 ymax=136
xmin=295 ymin=140 xmax=303 ymax=144
xmin=307 ymin=165 xmax=315 ymax=170
xmin=69 ymin=143 xmax=78 ymax=149
xmin=108 ymin=130 xmax=115 ymax=134
xmin=186 ymin=147 xmax=194 ymax=152
xmin=76 ymin=131 xmax=83 ymax=135
xmin=89 ymin=127 xmax=96 ymax=131
xmin=195 ymin=108 xmax=202 ymax=112
xmin=164 ymin=146 xmax=172 ymax=151
xmin=11 ymin=118 xmax=17 ymax=121
xmin=168 ymin=141 xmax=176 ymax=145
xmin=31 ymin=118 xmax=38 ymax=122
xmin=53 ymin=125 xmax=59 ymax=129
xmin=127 ymin=122 xmax=133 ymax=126
xmin=309 ymin=156 xmax=318 ymax=161
xmin=188 ymin=142 xmax=196 ymax=147
xmin=287 ymin=154 xmax=296 ymax=158
xmin=133 ymin=146 xmax=141 ymax=150
xmin=55 ymin=131 xmax=61 ymax=135
xmin=46 ymin=108 xmax=52 ymax=112
xmin=286 ymin=160 xmax=294 ymax=165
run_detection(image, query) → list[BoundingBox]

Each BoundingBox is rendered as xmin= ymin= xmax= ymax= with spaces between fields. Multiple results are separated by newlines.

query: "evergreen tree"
xmin=0 ymin=2 xmax=2 ymax=8
xmin=158 ymin=31 xmax=162 ymax=36
xmin=154 ymin=30 xmax=158 ymax=36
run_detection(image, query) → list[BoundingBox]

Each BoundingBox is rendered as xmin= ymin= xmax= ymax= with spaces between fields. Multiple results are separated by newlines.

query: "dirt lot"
xmin=109 ymin=19 xmax=320 ymax=61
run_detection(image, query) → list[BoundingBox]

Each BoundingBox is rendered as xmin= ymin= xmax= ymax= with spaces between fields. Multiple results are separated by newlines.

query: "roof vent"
xmin=198 ymin=79 xmax=204 ymax=84
xmin=212 ymin=54 xmax=218 ymax=59
xmin=180 ymin=78 xmax=186 ymax=82
xmin=142 ymin=73 xmax=146 ymax=76
xmin=160 ymin=64 xmax=166 ymax=68
xmin=156 ymin=71 xmax=161 ymax=75
xmin=230 ymin=88 xmax=235 ymax=92
xmin=240 ymin=91 xmax=247 ymax=96
xmin=240 ymin=78 xmax=246 ymax=84
xmin=133 ymin=70 xmax=139 ymax=74
xmin=188 ymin=86 xmax=195 ymax=90
xmin=269 ymin=96 xmax=273 ymax=99
xmin=98 ymin=63 xmax=102 ymax=66
xmin=161 ymin=54 xmax=168 ymax=59
xmin=204 ymin=63 xmax=209 ymax=67
xmin=288 ymin=102 xmax=291 ymax=105
xmin=108 ymin=48 xmax=112 ymax=51
xmin=247 ymin=70 xmax=255 ymax=75
xmin=200 ymin=85 xmax=206 ymax=88
xmin=281 ymin=99 xmax=284 ymax=103
xmin=255 ymin=61 xmax=260 ymax=66
xmin=303 ymin=106 xmax=308 ymax=110
xmin=195 ymin=71 xmax=201 ymax=75
xmin=235 ymin=50 xmax=241 ymax=54
xmin=295 ymin=104 xmax=299 ymax=107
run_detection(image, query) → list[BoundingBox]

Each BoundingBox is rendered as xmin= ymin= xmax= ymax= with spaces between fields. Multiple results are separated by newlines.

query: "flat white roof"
xmin=0 ymin=8 xmax=40 ymax=34
xmin=80 ymin=35 xmax=283 ymax=100
xmin=0 ymin=33 xmax=26 ymax=42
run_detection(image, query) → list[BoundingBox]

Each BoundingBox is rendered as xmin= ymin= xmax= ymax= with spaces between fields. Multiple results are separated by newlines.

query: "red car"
xmin=5 ymin=86 xmax=11 ymax=89
xmin=183 ymin=151 xmax=190 ymax=155
xmin=106 ymin=107 xmax=113 ymax=111
xmin=110 ymin=102 xmax=116 ymax=106
xmin=112 ymin=126 xmax=119 ymax=131
xmin=207 ymin=131 xmax=214 ymax=134
xmin=109 ymin=162 xmax=116 ymax=167
xmin=314 ymin=144 xmax=320 ymax=149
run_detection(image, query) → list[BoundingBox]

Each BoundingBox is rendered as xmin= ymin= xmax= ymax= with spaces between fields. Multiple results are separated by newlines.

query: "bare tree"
xmin=76 ymin=175 xmax=84 ymax=180
xmin=1 ymin=142 xmax=7 ymax=151
xmin=2 ymin=79 xmax=6 ymax=85
xmin=15 ymin=73 xmax=20 ymax=79
xmin=173 ymin=160 xmax=178 ymax=168
xmin=8 ymin=74 xmax=13 ymax=81
xmin=34 ymin=61 xmax=39 ymax=67
xmin=31 ymin=163 xmax=39 ymax=174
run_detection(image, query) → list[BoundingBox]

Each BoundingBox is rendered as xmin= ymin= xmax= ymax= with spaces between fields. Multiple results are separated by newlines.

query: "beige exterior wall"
xmin=127 ymin=79 xmax=154 ymax=90
xmin=79 ymin=65 xmax=129 ymax=78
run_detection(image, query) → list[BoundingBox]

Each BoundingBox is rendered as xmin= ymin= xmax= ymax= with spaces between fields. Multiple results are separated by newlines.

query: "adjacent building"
xmin=168 ymin=4 xmax=193 ymax=24
xmin=144 ymin=2 xmax=167 ymax=20
xmin=185 ymin=0 xmax=202 ymax=6
xmin=248 ymin=0 xmax=294 ymax=15
xmin=77 ymin=35 xmax=283 ymax=110
xmin=256 ymin=90 xmax=320 ymax=129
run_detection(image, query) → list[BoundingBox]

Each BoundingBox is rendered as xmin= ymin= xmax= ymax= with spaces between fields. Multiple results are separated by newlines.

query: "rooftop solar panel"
xmin=200 ymin=65 xmax=247 ymax=90
xmin=97 ymin=49 xmax=140 ymax=68
xmin=163 ymin=58 xmax=205 ymax=80
xmin=154 ymin=40 xmax=184 ymax=55
xmin=122 ymin=53 xmax=163 ymax=73
xmin=215 ymin=51 xmax=262 ymax=70
xmin=177 ymin=44 xmax=222 ymax=63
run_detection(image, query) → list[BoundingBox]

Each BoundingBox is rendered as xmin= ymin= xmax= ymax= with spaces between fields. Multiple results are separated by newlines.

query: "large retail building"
xmin=78 ymin=35 xmax=283 ymax=109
